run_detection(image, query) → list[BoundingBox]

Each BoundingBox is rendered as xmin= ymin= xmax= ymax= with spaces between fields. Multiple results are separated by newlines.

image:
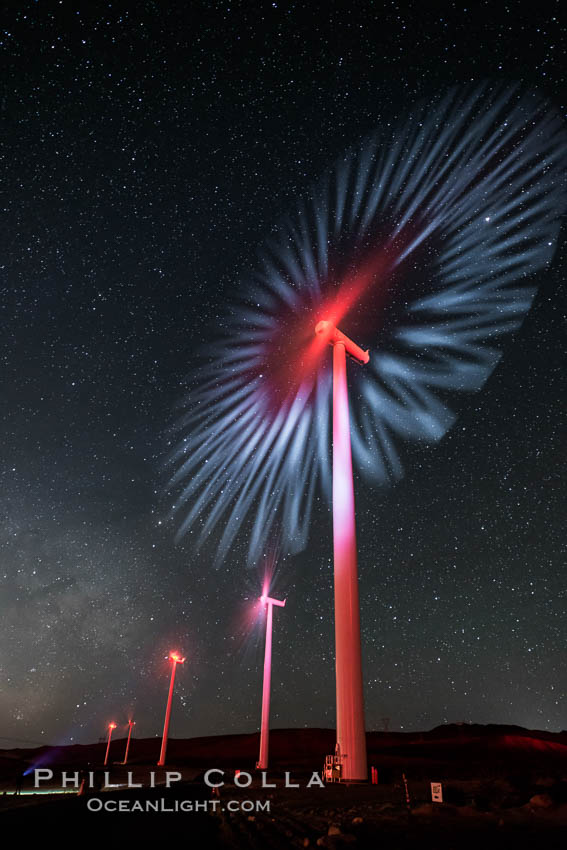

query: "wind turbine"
xmin=256 ymin=593 xmax=286 ymax=771
xmin=158 ymin=651 xmax=185 ymax=766
xmin=104 ymin=722 xmax=117 ymax=767
xmin=169 ymin=83 xmax=567 ymax=782
xmin=122 ymin=719 xmax=136 ymax=765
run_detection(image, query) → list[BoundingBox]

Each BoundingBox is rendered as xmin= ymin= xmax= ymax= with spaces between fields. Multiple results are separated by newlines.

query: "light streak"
xmin=168 ymin=83 xmax=567 ymax=564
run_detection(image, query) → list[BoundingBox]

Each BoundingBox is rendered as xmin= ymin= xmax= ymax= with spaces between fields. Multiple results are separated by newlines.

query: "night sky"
xmin=2 ymin=1 xmax=566 ymax=748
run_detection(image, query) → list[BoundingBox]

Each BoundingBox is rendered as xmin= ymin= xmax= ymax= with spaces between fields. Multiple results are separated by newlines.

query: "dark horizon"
xmin=4 ymin=720 xmax=567 ymax=761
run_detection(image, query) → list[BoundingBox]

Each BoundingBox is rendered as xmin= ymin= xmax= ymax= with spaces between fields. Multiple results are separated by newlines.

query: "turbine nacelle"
xmin=168 ymin=651 xmax=185 ymax=664
xmin=260 ymin=594 xmax=286 ymax=608
xmin=315 ymin=320 xmax=369 ymax=365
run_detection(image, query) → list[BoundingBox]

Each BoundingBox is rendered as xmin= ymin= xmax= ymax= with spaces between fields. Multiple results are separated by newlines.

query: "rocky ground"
xmin=212 ymin=778 xmax=567 ymax=849
xmin=2 ymin=774 xmax=567 ymax=847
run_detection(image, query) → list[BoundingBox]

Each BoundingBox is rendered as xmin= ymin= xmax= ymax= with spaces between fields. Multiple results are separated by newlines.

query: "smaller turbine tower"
xmin=158 ymin=651 xmax=185 ymax=766
xmin=122 ymin=719 xmax=136 ymax=765
xmin=104 ymin=722 xmax=117 ymax=767
xmin=256 ymin=594 xmax=286 ymax=770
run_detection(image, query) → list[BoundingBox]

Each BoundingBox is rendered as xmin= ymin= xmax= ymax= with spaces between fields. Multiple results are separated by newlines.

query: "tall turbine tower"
xmin=316 ymin=320 xmax=369 ymax=780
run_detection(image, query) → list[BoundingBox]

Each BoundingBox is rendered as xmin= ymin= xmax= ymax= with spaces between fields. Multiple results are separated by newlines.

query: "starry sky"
xmin=2 ymin=1 xmax=566 ymax=748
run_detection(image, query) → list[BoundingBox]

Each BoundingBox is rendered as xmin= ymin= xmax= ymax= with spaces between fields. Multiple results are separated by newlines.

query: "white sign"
xmin=431 ymin=782 xmax=443 ymax=803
